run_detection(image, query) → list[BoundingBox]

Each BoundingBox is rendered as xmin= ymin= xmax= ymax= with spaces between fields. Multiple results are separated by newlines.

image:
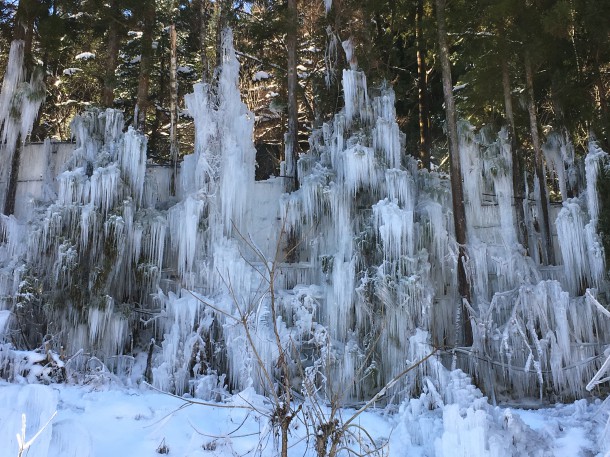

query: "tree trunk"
xmin=136 ymin=0 xmax=155 ymax=131
xmin=4 ymin=0 xmax=35 ymax=216
xmin=285 ymin=0 xmax=299 ymax=192
xmin=215 ymin=0 xmax=230 ymax=68
xmin=435 ymin=0 xmax=472 ymax=347
xmin=524 ymin=51 xmax=555 ymax=265
xmin=594 ymin=50 xmax=610 ymax=150
xmin=16 ymin=0 xmax=35 ymax=71
xmin=3 ymin=143 xmax=21 ymax=216
xmin=199 ymin=0 xmax=210 ymax=81
xmin=102 ymin=0 xmax=121 ymax=107
xmin=416 ymin=0 xmax=431 ymax=169
xmin=501 ymin=53 xmax=528 ymax=249
xmin=169 ymin=22 xmax=179 ymax=196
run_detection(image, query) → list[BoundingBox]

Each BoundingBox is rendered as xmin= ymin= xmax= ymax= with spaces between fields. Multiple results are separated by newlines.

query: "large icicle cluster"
xmin=0 ymin=108 xmax=170 ymax=377
xmin=458 ymin=129 xmax=610 ymax=399
xmin=277 ymin=72 xmax=457 ymax=400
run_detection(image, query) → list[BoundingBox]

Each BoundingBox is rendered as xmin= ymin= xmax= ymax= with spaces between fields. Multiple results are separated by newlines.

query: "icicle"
xmin=373 ymin=198 xmax=415 ymax=261
xmin=556 ymin=200 xmax=590 ymax=295
xmin=334 ymin=144 xmax=377 ymax=195
xmin=103 ymin=108 xmax=124 ymax=149
xmin=324 ymin=27 xmax=340 ymax=88
xmin=542 ymin=132 xmax=575 ymax=202
xmin=169 ymin=196 xmax=204 ymax=279
xmin=120 ymin=127 xmax=147 ymax=205
xmin=488 ymin=130 xmax=517 ymax=247
xmin=57 ymin=167 xmax=88 ymax=206
xmin=80 ymin=203 xmax=96 ymax=252
xmin=0 ymin=41 xmax=25 ymax=138
xmin=327 ymin=255 xmax=356 ymax=341
xmin=342 ymin=37 xmax=357 ymax=70
xmin=342 ymin=70 xmax=371 ymax=128
xmin=89 ymin=164 xmax=121 ymax=216
xmin=585 ymin=140 xmax=608 ymax=225
xmin=373 ymin=119 xmax=401 ymax=169
xmin=585 ymin=221 xmax=605 ymax=288
xmin=385 ymin=169 xmax=415 ymax=210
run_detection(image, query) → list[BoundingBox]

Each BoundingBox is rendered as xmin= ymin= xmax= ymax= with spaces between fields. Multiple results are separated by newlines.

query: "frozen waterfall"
xmin=0 ymin=29 xmax=609 ymax=408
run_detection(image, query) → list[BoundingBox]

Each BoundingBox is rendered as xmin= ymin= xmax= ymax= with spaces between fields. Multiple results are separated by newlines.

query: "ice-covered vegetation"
xmin=1 ymin=28 xmax=610 ymax=456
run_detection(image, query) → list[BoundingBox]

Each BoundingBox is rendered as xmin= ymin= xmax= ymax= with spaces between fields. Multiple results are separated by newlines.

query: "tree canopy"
xmin=0 ymin=0 xmax=608 ymax=167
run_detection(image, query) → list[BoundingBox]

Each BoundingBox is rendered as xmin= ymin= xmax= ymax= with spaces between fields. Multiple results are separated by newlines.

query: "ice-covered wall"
xmin=0 ymin=29 xmax=609 ymax=404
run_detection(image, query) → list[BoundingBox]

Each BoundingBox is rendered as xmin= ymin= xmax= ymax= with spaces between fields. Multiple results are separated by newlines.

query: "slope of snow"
xmin=0 ymin=380 xmax=602 ymax=457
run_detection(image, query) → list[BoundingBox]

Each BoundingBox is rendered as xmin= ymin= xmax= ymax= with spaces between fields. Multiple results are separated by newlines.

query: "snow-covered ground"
xmin=0 ymin=379 xmax=605 ymax=457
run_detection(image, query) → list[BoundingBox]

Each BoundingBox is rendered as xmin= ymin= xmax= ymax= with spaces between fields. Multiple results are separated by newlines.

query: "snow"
xmin=252 ymin=70 xmax=269 ymax=81
xmin=62 ymin=68 xmax=82 ymax=76
xmin=0 ymin=378 xmax=602 ymax=457
xmin=74 ymin=52 xmax=95 ymax=60
xmin=177 ymin=65 xmax=193 ymax=74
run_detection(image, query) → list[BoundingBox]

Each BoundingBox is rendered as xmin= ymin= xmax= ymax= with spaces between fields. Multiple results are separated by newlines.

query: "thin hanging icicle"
xmin=585 ymin=140 xmax=608 ymax=226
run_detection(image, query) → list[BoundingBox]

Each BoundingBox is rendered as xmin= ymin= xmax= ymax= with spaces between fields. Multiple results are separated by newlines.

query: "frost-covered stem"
xmin=311 ymin=349 xmax=436 ymax=456
xmin=285 ymin=0 xmax=299 ymax=192
xmin=269 ymin=226 xmax=295 ymax=457
xmin=524 ymin=51 xmax=555 ymax=265
xmin=222 ymin=277 xmax=280 ymax=405
xmin=170 ymin=21 xmax=179 ymax=196
xmin=435 ymin=0 xmax=472 ymax=346
xmin=16 ymin=411 xmax=57 ymax=457
xmin=501 ymin=48 xmax=528 ymax=248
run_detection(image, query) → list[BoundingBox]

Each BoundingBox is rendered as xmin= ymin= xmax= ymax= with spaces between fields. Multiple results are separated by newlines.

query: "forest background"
xmin=2 ymin=0 xmax=609 ymax=185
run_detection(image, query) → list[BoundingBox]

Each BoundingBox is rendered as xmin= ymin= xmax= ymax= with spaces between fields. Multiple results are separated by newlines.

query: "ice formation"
xmin=0 ymin=40 xmax=45 ymax=211
xmin=0 ymin=28 xmax=609 ymax=416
